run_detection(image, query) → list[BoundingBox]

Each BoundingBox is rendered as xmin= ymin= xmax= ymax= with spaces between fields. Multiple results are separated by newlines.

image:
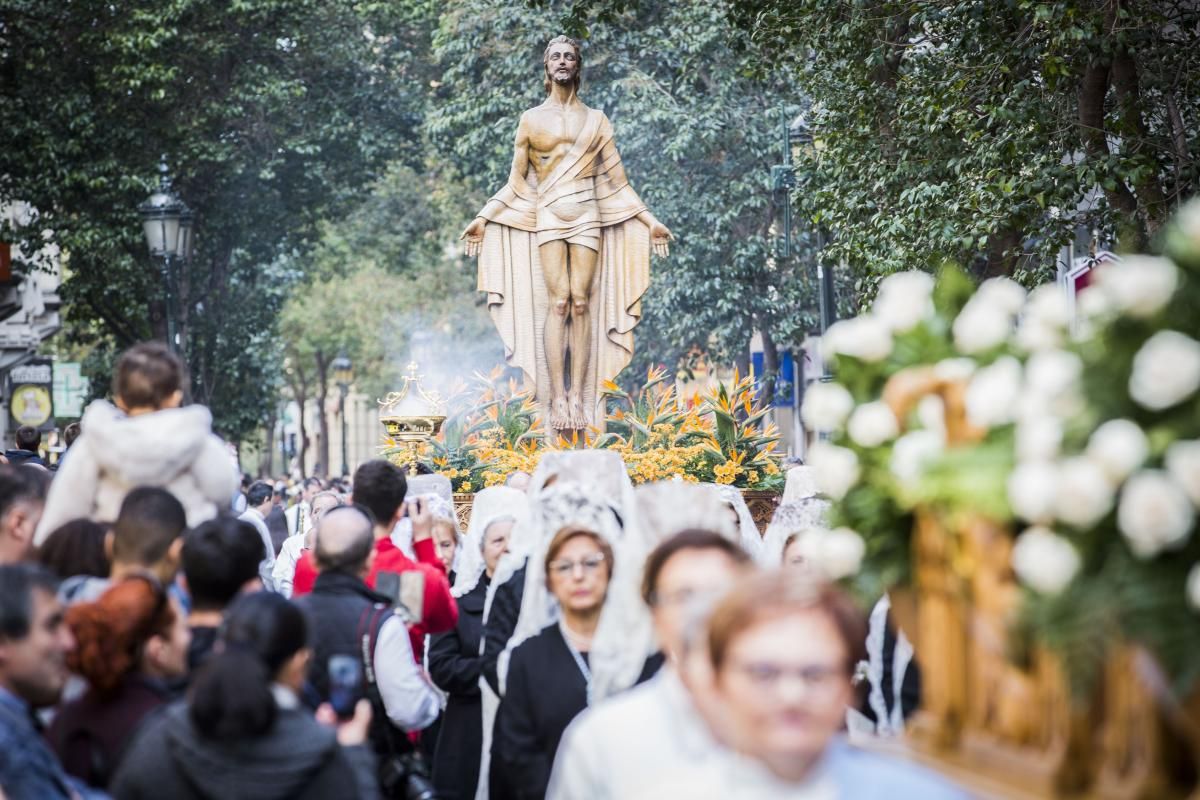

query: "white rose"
xmin=1054 ymin=457 xmax=1114 ymax=528
xmin=1165 ymin=440 xmax=1200 ymax=507
xmin=847 ymin=401 xmax=900 ymax=448
xmin=976 ymin=277 xmax=1028 ymax=315
xmin=1007 ymin=460 xmax=1059 ymax=523
xmin=1178 ymin=197 xmax=1200 ymax=240
xmin=809 ymin=442 xmax=861 ymax=500
xmin=822 ymin=316 xmax=894 ymax=363
xmin=1024 ymin=284 xmax=1072 ymax=329
xmin=1094 ymin=256 xmax=1179 ymax=318
xmin=965 ymin=356 xmax=1022 ymax=428
xmin=1188 ymin=563 xmax=1200 ymax=613
xmin=1129 ymin=330 xmax=1200 ymax=411
xmin=1014 ymin=284 xmax=1071 ymax=353
xmin=953 ymin=298 xmax=1013 ymax=354
xmin=1118 ymin=470 xmax=1195 ymax=558
xmin=1025 ymin=349 xmax=1083 ymax=401
xmin=1015 ymin=415 xmax=1062 ymax=462
xmin=872 ymin=271 xmax=935 ymax=333
xmin=1015 ymin=317 xmax=1064 ymax=352
xmin=815 ymin=527 xmax=867 ymax=580
xmin=1011 ymin=526 xmax=1081 ymax=595
xmin=1086 ymin=419 xmax=1149 ymax=485
xmin=890 ymin=430 xmax=943 ymax=487
xmin=1073 ymin=286 xmax=1112 ymax=340
xmin=801 ymin=382 xmax=855 ymax=432
xmin=933 ymin=357 xmax=976 ymax=382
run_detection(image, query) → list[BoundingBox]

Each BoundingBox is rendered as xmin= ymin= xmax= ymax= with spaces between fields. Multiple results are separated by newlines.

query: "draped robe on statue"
xmin=477 ymin=108 xmax=651 ymax=428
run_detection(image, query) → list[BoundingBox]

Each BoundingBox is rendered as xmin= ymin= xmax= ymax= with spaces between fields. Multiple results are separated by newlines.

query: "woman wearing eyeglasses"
xmin=658 ymin=572 xmax=966 ymax=799
xmin=491 ymin=479 xmax=661 ymax=800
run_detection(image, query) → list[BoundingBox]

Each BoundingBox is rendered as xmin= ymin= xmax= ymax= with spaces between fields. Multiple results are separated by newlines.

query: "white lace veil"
xmin=634 ymin=481 xmax=738 ymax=548
xmin=760 ymin=497 xmax=832 ymax=567
xmin=498 ymin=477 xmax=652 ymax=704
xmin=485 ymin=449 xmax=638 ymax=620
xmin=708 ymin=483 xmax=765 ymax=561
xmin=783 ymin=465 xmax=819 ymax=501
xmin=453 ymin=486 xmax=529 ymax=599
xmin=391 ymin=473 xmax=455 ymax=558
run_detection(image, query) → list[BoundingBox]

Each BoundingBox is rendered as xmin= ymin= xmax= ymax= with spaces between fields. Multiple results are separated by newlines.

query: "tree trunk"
xmin=1076 ymin=2 xmax=1147 ymax=250
xmin=1111 ymin=49 xmax=1170 ymax=234
xmin=734 ymin=340 xmax=752 ymax=384
xmin=315 ymin=350 xmax=331 ymax=479
xmin=285 ymin=364 xmax=311 ymax=480
xmin=261 ymin=406 xmax=276 ymax=478
xmin=760 ymin=325 xmax=779 ymax=407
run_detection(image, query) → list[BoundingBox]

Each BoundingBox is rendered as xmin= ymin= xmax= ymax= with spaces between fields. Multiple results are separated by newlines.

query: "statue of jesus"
xmin=461 ymin=35 xmax=673 ymax=432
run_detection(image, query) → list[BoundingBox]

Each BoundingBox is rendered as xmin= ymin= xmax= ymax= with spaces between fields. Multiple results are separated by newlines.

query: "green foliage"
xmin=724 ymin=0 xmax=1199 ymax=280
xmin=0 ymin=0 xmax=437 ymax=441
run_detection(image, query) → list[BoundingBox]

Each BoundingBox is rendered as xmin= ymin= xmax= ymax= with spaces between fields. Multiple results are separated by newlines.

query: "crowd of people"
xmin=0 ymin=341 xmax=969 ymax=799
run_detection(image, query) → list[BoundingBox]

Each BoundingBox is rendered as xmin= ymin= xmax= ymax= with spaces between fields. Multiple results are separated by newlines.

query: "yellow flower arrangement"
xmin=379 ymin=366 xmax=784 ymax=492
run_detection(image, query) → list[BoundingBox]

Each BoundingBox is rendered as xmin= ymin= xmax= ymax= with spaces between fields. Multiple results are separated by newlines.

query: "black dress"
xmin=427 ymin=574 xmax=489 ymax=800
xmin=490 ymin=624 xmax=662 ymax=800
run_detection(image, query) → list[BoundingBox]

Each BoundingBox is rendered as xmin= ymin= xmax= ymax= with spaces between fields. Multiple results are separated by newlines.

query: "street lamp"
xmin=332 ymin=350 xmax=353 ymax=477
xmin=138 ymin=157 xmax=194 ymax=353
xmin=773 ymin=110 xmax=836 ymax=380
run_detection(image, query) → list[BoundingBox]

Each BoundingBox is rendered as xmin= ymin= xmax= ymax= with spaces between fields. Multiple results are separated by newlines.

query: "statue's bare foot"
xmin=567 ymin=392 xmax=588 ymax=430
xmin=550 ymin=396 xmax=572 ymax=431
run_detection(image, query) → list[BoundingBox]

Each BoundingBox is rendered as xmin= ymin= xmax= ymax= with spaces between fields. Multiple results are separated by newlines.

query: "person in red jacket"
xmin=292 ymin=460 xmax=457 ymax=656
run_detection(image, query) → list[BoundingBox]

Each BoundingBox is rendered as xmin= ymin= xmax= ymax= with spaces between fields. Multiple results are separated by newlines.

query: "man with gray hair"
xmin=295 ymin=505 xmax=440 ymax=758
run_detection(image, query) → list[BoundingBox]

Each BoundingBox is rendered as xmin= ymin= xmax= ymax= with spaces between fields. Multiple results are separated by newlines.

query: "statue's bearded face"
xmin=543 ymin=37 xmax=581 ymax=93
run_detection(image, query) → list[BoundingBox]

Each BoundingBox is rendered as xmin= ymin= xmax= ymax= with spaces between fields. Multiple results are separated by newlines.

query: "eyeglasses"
xmin=728 ymin=660 xmax=848 ymax=694
xmin=648 ymin=586 xmax=724 ymax=609
xmin=547 ymin=552 xmax=606 ymax=578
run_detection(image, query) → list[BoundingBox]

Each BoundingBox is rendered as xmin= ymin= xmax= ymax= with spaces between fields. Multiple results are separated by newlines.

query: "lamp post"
xmin=774 ymin=110 xmax=836 ymax=380
xmin=138 ymin=157 xmax=194 ymax=354
xmin=332 ymin=350 xmax=353 ymax=477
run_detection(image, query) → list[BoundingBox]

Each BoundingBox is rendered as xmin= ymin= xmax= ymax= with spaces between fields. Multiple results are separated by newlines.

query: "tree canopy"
xmin=5 ymin=0 xmax=1196 ymax=465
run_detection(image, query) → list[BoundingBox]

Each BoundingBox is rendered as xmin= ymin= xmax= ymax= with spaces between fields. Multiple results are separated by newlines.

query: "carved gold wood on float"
xmin=741 ymin=489 xmax=781 ymax=535
xmin=881 ymin=367 xmax=1200 ymax=798
xmin=906 ymin=507 xmax=970 ymax=752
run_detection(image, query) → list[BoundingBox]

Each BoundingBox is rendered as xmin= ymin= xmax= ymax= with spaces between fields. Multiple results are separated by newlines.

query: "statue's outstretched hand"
xmin=650 ymin=222 xmax=674 ymax=258
xmin=460 ymin=218 xmax=486 ymax=258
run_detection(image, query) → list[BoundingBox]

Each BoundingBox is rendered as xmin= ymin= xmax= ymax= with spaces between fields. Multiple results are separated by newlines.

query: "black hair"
xmin=303 ymin=477 xmax=323 ymax=490
xmin=15 ymin=426 xmax=40 ymax=452
xmin=62 ymin=422 xmax=82 ymax=449
xmin=112 ymin=487 xmax=187 ymax=566
xmin=182 ymin=517 xmax=265 ymax=611
xmin=36 ymin=519 xmax=111 ymax=579
xmin=0 ymin=463 xmax=47 ymax=518
xmin=0 ymin=563 xmax=60 ymax=640
xmin=246 ymin=481 xmax=273 ymax=508
xmin=351 ymin=460 xmax=407 ymax=526
xmin=189 ymin=592 xmax=307 ymax=740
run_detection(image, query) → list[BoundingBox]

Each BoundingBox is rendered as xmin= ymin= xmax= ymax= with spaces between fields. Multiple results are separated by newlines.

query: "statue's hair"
xmin=543 ymin=35 xmax=582 ymax=95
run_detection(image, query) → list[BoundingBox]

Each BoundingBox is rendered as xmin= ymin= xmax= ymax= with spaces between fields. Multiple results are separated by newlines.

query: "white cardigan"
xmin=34 ymin=400 xmax=239 ymax=545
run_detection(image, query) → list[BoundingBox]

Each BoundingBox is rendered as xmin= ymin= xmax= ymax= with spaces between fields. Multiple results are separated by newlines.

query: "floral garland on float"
xmin=802 ymin=200 xmax=1200 ymax=796
xmin=381 ymin=365 xmax=785 ymax=494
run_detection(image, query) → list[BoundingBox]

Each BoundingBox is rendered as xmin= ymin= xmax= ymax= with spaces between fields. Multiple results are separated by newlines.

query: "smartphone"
xmin=376 ymin=570 xmax=425 ymax=625
xmin=328 ymin=654 xmax=363 ymax=720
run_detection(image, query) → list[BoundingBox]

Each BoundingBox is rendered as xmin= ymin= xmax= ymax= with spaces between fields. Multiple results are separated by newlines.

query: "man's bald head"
xmin=313 ymin=505 xmax=375 ymax=574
